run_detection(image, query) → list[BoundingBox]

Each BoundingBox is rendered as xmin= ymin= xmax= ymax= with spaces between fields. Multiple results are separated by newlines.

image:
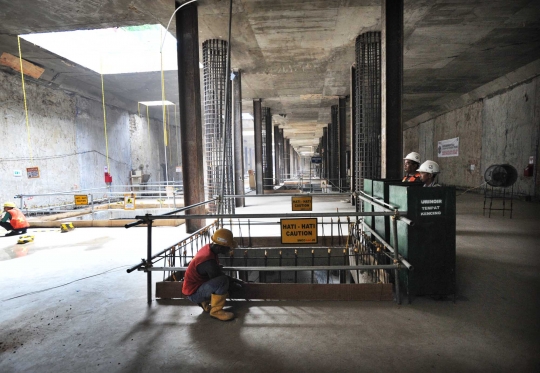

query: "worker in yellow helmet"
xmin=182 ymin=228 xmax=243 ymax=321
xmin=1 ymin=202 xmax=30 ymax=236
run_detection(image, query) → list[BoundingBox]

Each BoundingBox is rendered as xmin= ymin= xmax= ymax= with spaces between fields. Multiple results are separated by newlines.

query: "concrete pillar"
xmin=381 ymin=0 xmax=404 ymax=179
xmin=175 ymin=0 xmax=205 ymax=232
xmin=274 ymin=125 xmax=280 ymax=185
xmin=232 ymin=69 xmax=244 ymax=207
xmin=339 ymin=96 xmax=347 ymax=187
xmin=253 ymin=99 xmax=264 ymax=194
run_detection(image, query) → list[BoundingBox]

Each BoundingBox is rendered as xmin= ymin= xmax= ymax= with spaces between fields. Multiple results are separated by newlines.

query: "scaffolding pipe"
xmin=142 ymin=264 xmax=401 ymax=272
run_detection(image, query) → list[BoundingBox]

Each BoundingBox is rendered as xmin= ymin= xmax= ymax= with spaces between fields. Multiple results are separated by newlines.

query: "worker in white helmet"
xmin=403 ymin=152 xmax=422 ymax=182
xmin=417 ymin=160 xmax=441 ymax=187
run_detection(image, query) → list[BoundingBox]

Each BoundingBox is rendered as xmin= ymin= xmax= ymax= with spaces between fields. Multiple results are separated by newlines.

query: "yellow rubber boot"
xmin=198 ymin=301 xmax=211 ymax=313
xmin=210 ymin=293 xmax=235 ymax=321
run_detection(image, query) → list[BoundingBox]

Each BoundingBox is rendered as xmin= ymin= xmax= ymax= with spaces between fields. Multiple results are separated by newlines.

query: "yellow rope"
xmin=167 ymin=105 xmax=172 ymax=164
xmin=175 ymin=104 xmax=180 ymax=166
xmin=17 ymin=36 xmax=33 ymax=161
xmin=160 ymin=27 xmax=167 ymax=147
xmin=146 ymin=105 xmax=150 ymax=138
xmin=100 ymin=61 xmax=110 ymax=172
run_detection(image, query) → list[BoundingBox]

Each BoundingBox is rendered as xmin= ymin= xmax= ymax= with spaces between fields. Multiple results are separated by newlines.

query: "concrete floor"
xmin=1 ymin=193 xmax=539 ymax=372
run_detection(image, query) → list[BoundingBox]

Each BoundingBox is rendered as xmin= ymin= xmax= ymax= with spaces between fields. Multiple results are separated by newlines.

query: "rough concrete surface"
xmin=1 ymin=194 xmax=539 ymax=373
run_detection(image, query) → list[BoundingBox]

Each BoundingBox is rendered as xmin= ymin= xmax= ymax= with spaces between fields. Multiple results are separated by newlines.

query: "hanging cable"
xmin=17 ymin=36 xmax=33 ymax=161
xmin=100 ymin=59 xmax=110 ymax=173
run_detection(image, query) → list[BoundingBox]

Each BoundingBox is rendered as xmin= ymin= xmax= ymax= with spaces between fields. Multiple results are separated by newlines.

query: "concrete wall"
xmin=404 ymin=75 xmax=540 ymax=198
xmin=0 ymin=69 xmax=169 ymax=209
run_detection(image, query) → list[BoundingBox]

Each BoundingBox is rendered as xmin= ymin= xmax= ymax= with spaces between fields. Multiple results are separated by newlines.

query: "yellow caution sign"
xmin=292 ymin=196 xmax=312 ymax=211
xmin=74 ymin=195 xmax=88 ymax=205
xmin=281 ymin=218 xmax=318 ymax=244
xmin=124 ymin=196 xmax=136 ymax=210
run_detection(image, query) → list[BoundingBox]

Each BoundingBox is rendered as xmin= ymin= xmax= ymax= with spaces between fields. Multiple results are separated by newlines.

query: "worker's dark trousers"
xmin=0 ymin=222 xmax=14 ymax=231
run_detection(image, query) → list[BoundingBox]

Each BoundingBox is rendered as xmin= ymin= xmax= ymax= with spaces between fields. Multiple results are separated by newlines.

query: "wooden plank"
xmin=0 ymin=52 xmax=45 ymax=79
xmin=156 ymin=281 xmax=393 ymax=301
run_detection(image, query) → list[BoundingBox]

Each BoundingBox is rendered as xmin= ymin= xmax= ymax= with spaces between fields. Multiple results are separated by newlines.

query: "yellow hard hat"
xmin=3 ymin=202 xmax=16 ymax=208
xmin=211 ymin=228 xmax=237 ymax=248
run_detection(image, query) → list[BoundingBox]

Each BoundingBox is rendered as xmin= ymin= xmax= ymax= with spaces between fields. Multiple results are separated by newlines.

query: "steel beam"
xmin=381 ymin=0 xmax=404 ymax=179
xmin=175 ymin=1 xmax=205 ymax=232
xmin=253 ymin=99 xmax=264 ymax=194
xmin=274 ymin=125 xmax=280 ymax=185
xmin=264 ymin=107 xmax=273 ymax=189
xmin=339 ymin=97 xmax=347 ymax=185
xmin=232 ymin=69 xmax=245 ymax=207
xmin=350 ymin=66 xmax=357 ymax=205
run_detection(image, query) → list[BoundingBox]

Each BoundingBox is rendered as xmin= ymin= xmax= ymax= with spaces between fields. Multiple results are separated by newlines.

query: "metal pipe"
xmin=135 ymin=211 xmax=407 ymax=220
xmin=360 ymin=221 xmax=413 ymax=270
xmin=147 ymin=215 xmax=153 ymax=305
xmin=142 ymin=264 xmax=401 ymax=272
xmin=222 ymin=193 xmax=352 ymax=198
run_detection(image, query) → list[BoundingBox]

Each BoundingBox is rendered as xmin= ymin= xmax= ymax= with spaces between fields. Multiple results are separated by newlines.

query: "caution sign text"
xmin=292 ymin=196 xmax=312 ymax=211
xmin=281 ymin=218 xmax=318 ymax=244
xmin=74 ymin=195 xmax=88 ymax=205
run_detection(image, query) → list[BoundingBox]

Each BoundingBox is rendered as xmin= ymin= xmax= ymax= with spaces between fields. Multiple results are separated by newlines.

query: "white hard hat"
xmin=404 ymin=152 xmax=421 ymax=164
xmin=418 ymin=160 xmax=440 ymax=174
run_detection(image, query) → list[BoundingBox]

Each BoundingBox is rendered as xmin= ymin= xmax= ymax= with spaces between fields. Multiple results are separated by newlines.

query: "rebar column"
xmin=232 ymin=69 xmax=245 ymax=207
xmin=263 ymin=107 xmax=273 ymax=190
xmin=202 ymin=39 xmax=234 ymax=213
xmin=274 ymin=125 xmax=281 ymax=185
xmin=350 ymin=65 xmax=357 ymax=205
xmin=175 ymin=0 xmax=205 ymax=232
xmin=355 ymin=32 xmax=382 ymax=193
xmin=382 ymin=0 xmax=403 ymax=179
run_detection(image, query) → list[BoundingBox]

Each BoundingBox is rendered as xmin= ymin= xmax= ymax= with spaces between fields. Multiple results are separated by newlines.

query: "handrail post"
xmin=146 ymin=214 xmax=153 ymax=305
xmin=391 ymin=210 xmax=401 ymax=305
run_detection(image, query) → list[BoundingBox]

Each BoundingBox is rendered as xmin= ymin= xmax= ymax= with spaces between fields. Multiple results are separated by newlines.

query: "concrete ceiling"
xmin=0 ymin=0 xmax=539 ymax=152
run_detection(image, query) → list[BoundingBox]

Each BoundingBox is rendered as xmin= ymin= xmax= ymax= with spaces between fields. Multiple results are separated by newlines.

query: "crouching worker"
xmin=182 ymin=228 xmax=242 ymax=321
xmin=1 ymin=202 xmax=29 ymax=236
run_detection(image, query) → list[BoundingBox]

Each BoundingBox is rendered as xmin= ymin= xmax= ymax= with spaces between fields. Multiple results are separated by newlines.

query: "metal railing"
xmin=126 ymin=193 xmax=413 ymax=305
xmin=13 ymin=183 xmax=185 ymax=217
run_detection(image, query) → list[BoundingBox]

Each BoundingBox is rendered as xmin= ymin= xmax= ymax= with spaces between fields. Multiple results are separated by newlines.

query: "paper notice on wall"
xmin=438 ymin=137 xmax=459 ymax=158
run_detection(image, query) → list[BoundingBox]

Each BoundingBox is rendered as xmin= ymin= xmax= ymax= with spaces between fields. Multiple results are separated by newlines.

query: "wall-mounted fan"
xmin=484 ymin=164 xmax=518 ymax=188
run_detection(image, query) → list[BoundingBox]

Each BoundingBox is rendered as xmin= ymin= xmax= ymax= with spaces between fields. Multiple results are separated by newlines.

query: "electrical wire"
xmin=2 ymin=265 xmax=130 ymax=302
xmin=0 ymin=150 xmax=129 ymax=165
xmin=456 ymin=182 xmax=487 ymax=196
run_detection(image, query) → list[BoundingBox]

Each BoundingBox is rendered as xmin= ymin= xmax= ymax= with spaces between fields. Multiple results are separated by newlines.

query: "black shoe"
xmin=5 ymin=231 xmax=18 ymax=236
xmin=20 ymin=228 xmax=27 ymax=234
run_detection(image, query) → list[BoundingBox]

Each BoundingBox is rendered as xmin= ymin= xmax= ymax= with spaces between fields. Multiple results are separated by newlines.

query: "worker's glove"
xmin=228 ymin=279 xmax=244 ymax=297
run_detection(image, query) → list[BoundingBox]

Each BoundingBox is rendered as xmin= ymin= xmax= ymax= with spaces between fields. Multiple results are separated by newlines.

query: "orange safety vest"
xmin=7 ymin=208 xmax=30 ymax=229
xmin=182 ymin=244 xmax=219 ymax=296
xmin=402 ymin=172 xmax=421 ymax=182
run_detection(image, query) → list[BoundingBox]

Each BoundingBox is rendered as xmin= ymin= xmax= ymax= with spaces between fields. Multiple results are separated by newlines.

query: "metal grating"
xmin=354 ymin=32 xmax=381 ymax=195
xmin=202 ymin=39 xmax=234 ymax=214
